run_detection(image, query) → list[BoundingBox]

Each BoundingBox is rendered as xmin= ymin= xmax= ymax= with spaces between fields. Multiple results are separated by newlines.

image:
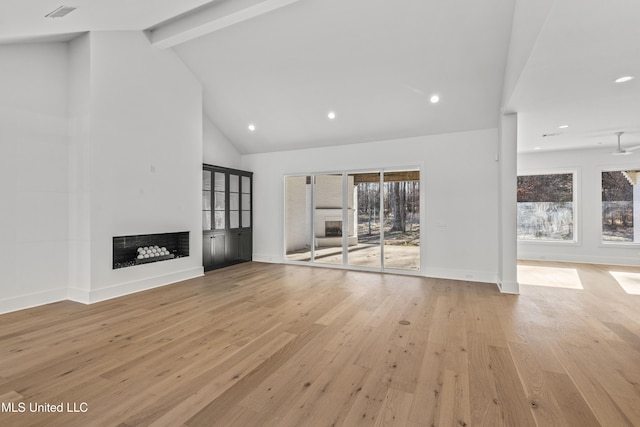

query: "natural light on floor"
xmin=608 ymin=271 xmax=640 ymax=295
xmin=517 ymin=264 xmax=584 ymax=289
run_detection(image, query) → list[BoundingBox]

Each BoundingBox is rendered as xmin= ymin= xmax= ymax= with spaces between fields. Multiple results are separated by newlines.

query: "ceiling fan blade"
xmin=625 ymin=144 xmax=640 ymax=151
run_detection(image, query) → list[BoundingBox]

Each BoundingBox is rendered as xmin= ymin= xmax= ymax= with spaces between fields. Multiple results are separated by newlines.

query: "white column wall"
xmin=80 ymin=31 xmax=204 ymax=300
xmin=68 ymin=34 xmax=93 ymax=299
xmin=498 ymin=113 xmax=519 ymax=293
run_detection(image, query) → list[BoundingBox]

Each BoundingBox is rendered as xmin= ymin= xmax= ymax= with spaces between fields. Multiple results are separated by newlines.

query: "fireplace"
xmin=113 ymin=231 xmax=189 ymax=269
xmin=314 ymin=209 xmax=357 ymax=247
xmin=325 ymin=221 xmax=342 ymax=237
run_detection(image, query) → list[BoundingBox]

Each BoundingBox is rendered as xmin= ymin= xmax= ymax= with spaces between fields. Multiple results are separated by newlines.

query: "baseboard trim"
xmin=498 ymin=279 xmax=520 ymax=294
xmin=67 ymin=287 xmax=91 ymax=304
xmin=86 ymin=267 xmax=204 ymax=304
xmin=0 ymin=288 xmax=68 ymax=315
xmin=1 ymin=268 xmax=205 ymax=314
xmin=423 ymin=267 xmax=498 ymax=285
xmin=252 ymin=254 xmax=280 ymax=263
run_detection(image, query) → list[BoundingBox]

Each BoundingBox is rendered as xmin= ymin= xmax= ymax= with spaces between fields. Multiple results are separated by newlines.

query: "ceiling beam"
xmin=148 ymin=0 xmax=303 ymax=49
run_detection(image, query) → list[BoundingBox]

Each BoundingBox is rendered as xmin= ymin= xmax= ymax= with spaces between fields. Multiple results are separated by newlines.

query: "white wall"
xmin=242 ymin=128 xmax=500 ymax=284
xmin=519 ymin=147 xmax=640 ymax=266
xmin=0 ymin=43 xmax=70 ymax=313
xmin=68 ymin=34 xmax=92 ymax=296
xmin=0 ymin=32 xmax=206 ymax=313
xmin=203 ymin=116 xmax=241 ymax=169
xmin=70 ymin=31 xmax=204 ymax=301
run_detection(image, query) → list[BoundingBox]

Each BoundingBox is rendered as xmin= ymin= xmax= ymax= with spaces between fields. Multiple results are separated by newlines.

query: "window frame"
xmin=516 ymin=168 xmax=579 ymax=245
xmin=598 ymin=165 xmax=640 ymax=247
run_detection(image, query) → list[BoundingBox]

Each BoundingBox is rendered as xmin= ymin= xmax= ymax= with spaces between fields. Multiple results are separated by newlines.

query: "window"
xmin=602 ymin=169 xmax=640 ymax=243
xmin=517 ymin=172 xmax=575 ymax=241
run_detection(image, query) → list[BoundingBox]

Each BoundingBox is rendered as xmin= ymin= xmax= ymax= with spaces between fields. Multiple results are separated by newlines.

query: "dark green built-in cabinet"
xmin=203 ymin=164 xmax=253 ymax=271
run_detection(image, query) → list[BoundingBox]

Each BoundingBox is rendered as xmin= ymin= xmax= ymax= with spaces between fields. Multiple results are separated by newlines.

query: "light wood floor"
xmin=1 ymin=261 xmax=639 ymax=426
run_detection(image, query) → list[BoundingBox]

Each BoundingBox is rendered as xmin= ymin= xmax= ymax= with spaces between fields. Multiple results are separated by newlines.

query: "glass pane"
xmin=214 ymin=191 xmax=225 ymax=210
xmin=230 ymin=211 xmax=239 ymax=229
xmin=314 ymin=174 xmax=344 ymax=265
xmin=517 ymin=173 xmax=574 ymax=241
xmin=242 ymin=194 xmax=251 ymax=210
xmin=285 ymin=176 xmax=312 ymax=262
xmin=383 ymin=170 xmax=420 ymax=271
xmin=230 ymin=192 xmax=239 ymax=210
xmin=214 ymin=211 xmax=225 ymax=229
xmin=214 ymin=172 xmax=225 ymax=191
xmin=230 ymin=174 xmax=239 ymax=192
xmin=242 ymin=211 xmax=251 ymax=228
xmin=348 ymin=172 xmax=381 ymax=269
xmin=203 ymin=170 xmax=211 ymax=191
xmin=203 ymin=211 xmax=211 ymax=230
xmin=602 ymin=170 xmax=639 ymax=242
xmin=242 ymin=176 xmax=251 ymax=194
xmin=203 ymin=191 xmax=211 ymax=210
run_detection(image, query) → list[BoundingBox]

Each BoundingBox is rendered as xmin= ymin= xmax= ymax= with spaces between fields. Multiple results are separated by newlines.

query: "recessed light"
xmin=430 ymin=95 xmax=440 ymax=104
xmin=248 ymin=124 xmax=256 ymax=132
xmin=534 ymin=147 xmax=541 ymax=150
xmin=615 ymin=76 xmax=634 ymax=83
xmin=327 ymin=111 xmax=336 ymax=120
xmin=559 ymin=125 xmax=569 ymax=129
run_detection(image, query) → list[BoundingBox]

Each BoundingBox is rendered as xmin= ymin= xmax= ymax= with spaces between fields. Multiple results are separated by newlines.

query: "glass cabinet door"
xmin=229 ymin=174 xmax=240 ymax=229
xmin=241 ymin=175 xmax=251 ymax=228
xmin=213 ymin=172 xmax=226 ymax=230
xmin=203 ymin=170 xmax=212 ymax=230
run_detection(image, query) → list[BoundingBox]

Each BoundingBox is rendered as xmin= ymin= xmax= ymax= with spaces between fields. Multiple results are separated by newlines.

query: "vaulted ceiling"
xmin=2 ymin=0 xmax=639 ymax=154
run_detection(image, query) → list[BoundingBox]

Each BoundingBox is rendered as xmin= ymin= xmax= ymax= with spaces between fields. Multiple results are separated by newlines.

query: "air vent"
xmin=45 ymin=6 xmax=77 ymax=18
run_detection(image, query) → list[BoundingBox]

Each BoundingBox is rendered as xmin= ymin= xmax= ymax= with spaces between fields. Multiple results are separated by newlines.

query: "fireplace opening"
xmin=325 ymin=221 xmax=342 ymax=237
xmin=113 ymin=231 xmax=189 ymax=269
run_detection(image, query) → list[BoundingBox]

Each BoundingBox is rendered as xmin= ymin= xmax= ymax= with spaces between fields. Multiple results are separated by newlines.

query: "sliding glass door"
xmin=348 ymin=172 xmax=381 ymax=269
xmin=314 ymin=174 xmax=344 ymax=265
xmin=383 ymin=171 xmax=420 ymax=271
xmin=284 ymin=169 xmax=420 ymax=272
xmin=285 ymin=176 xmax=312 ymax=262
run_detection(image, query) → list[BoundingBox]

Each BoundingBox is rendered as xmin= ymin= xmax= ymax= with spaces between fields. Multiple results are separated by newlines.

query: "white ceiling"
xmin=506 ymin=0 xmax=640 ymax=153
xmin=173 ymin=0 xmax=514 ymax=154
xmin=2 ymin=0 xmax=639 ymax=155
